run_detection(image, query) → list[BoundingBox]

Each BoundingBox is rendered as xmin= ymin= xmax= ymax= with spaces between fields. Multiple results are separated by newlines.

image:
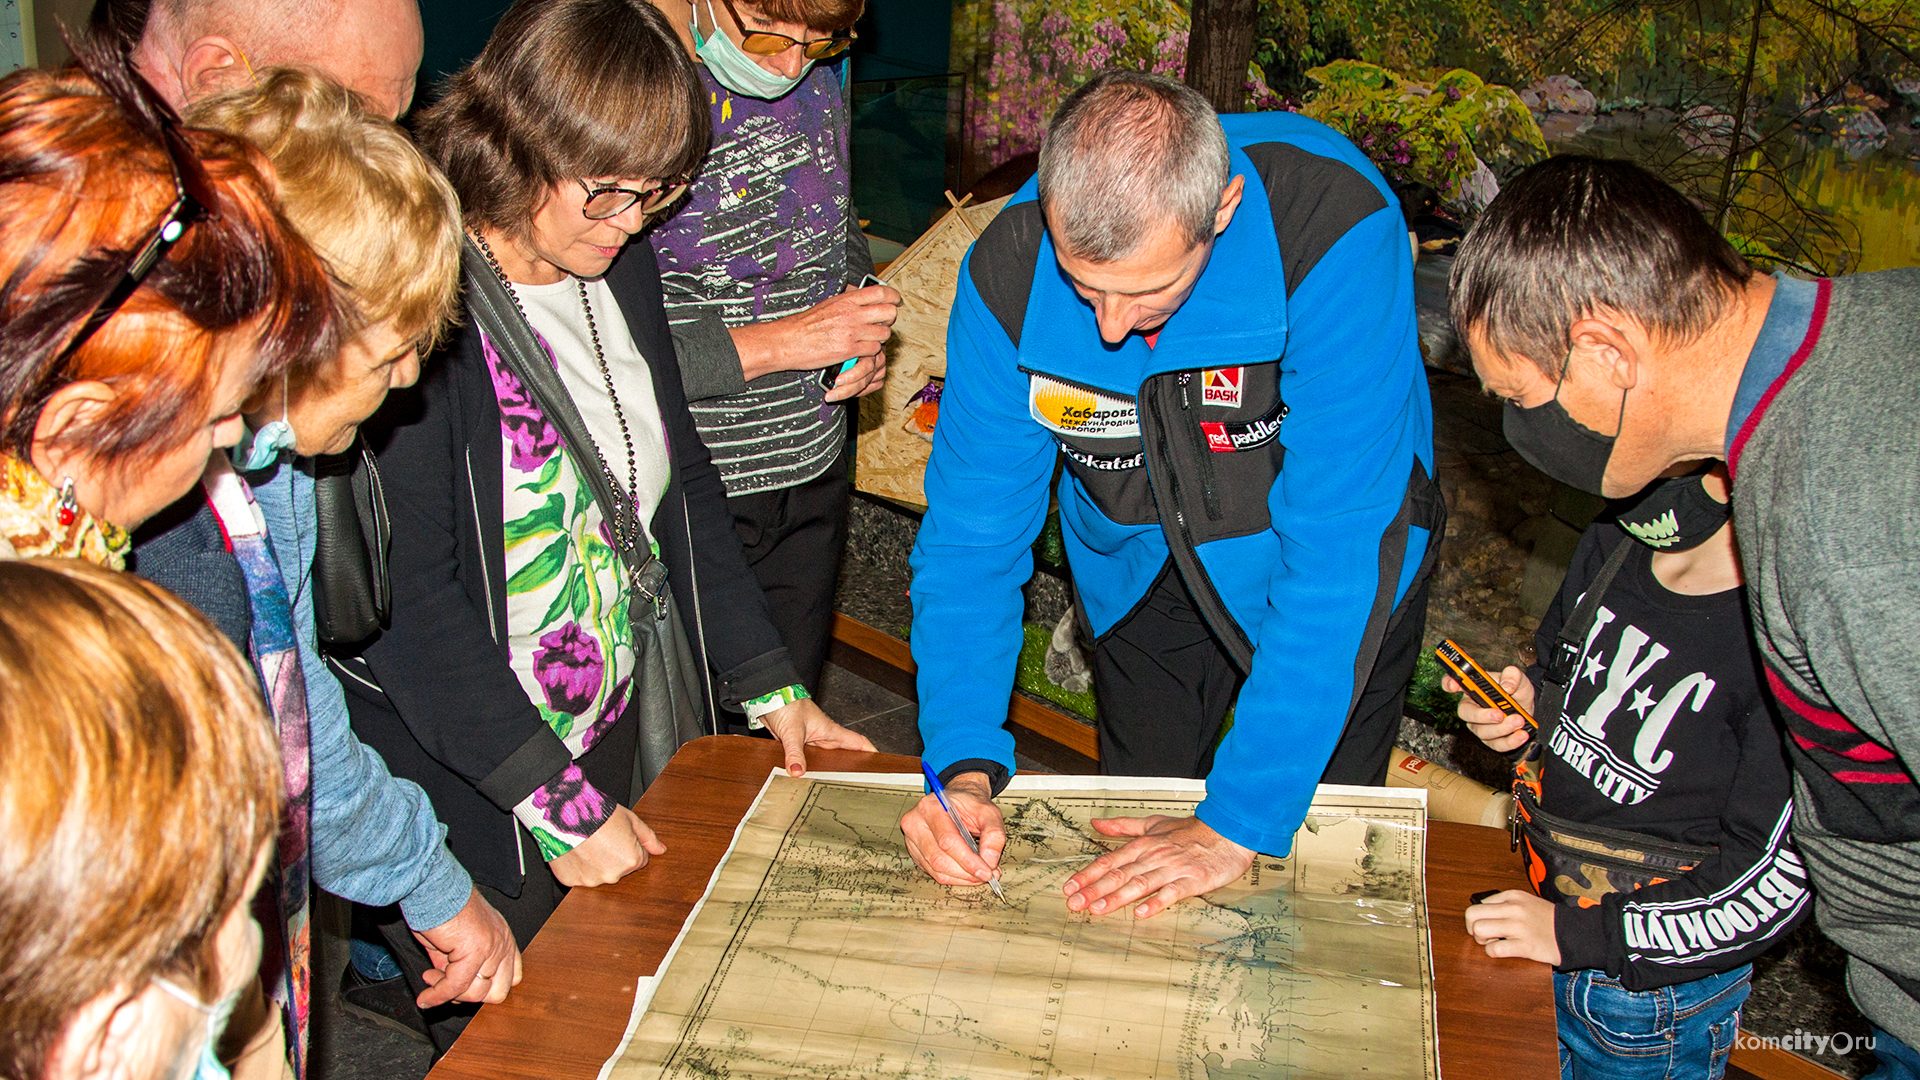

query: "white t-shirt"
xmin=509 ymin=276 xmax=672 ymax=527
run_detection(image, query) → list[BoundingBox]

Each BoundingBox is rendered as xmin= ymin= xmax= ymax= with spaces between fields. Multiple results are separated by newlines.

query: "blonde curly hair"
xmin=190 ymin=66 xmax=462 ymax=355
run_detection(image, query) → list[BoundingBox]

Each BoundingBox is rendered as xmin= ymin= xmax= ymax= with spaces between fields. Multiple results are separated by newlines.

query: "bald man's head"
xmin=133 ymin=0 xmax=423 ymax=118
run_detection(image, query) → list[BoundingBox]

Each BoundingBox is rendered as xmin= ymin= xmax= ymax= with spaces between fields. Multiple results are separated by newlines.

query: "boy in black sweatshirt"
xmin=1448 ymin=464 xmax=1808 ymax=1079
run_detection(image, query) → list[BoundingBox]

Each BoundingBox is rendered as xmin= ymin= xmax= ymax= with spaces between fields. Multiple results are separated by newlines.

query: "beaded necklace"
xmin=473 ymin=232 xmax=647 ymax=561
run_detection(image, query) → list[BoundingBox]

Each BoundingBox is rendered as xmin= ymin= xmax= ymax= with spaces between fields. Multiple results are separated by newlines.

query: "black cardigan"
xmin=338 ymin=244 xmax=799 ymax=894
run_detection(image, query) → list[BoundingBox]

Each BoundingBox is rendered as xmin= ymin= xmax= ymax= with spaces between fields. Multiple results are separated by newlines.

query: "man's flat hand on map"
xmin=900 ymin=771 xmax=1008 ymax=887
xmin=760 ymin=699 xmax=876 ymax=776
xmin=1062 ymin=815 xmax=1255 ymax=919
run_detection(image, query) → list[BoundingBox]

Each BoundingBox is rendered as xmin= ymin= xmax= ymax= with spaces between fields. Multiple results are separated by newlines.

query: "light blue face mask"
xmin=232 ymin=376 xmax=297 ymax=472
xmin=690 ymin=0 xmax=812 ymax=100
xmin=153 ymin=976 xmax=242 ymax=1080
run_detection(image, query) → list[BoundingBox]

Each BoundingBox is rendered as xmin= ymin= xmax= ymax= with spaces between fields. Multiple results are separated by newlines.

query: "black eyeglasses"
xmin=577 ymin=177 xmax=693 ymax=221
xmin=715 ymin=0 xmax=855 ymax=59
xmin=57 ymin=86 xmax=216 ymax=363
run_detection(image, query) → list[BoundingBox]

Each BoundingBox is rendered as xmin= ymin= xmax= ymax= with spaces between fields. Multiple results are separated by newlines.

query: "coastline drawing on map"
xmin=601 ymin=776 xmax=1434 ymax=1080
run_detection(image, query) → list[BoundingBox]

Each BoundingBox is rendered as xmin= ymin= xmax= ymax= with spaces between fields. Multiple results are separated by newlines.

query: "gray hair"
xmin=1449 ymin=156 xmax=1753 ymax=380
xmin=1036 ymin=70 xmax=1230 ymax=263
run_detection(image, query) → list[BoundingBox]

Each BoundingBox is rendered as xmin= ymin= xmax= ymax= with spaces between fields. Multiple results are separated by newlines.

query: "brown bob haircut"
xmin=0 ymin=40 xmax=340 ymax=467
xmin=753 ymin=0 xmax=865 ymax=33
xmin=1449 ymin=155 xmax=1754 ymax=380
xmin=0 ymin=558 xmax=280 ymax=1080
xmin=416 ymin=0 xmax=710 ymax=239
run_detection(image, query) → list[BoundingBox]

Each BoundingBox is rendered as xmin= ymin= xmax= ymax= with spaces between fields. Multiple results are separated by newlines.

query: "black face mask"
xmin=1501 ymin=353 xmax=1627 ymax=497
xmin=1611 ymin=466 xmax=1731 ymax=551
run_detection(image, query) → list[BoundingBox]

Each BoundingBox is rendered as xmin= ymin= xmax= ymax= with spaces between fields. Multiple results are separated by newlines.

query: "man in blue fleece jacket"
xmin=899 ymin=71 xmax=1441 ymax=918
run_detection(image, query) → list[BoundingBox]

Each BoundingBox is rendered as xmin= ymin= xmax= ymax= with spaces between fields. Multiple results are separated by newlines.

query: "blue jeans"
xmin=1556 ymin=964 xmax=1752 ymax=1080
xmin=1868 ymin=1025 xmax=1920 ymax=1080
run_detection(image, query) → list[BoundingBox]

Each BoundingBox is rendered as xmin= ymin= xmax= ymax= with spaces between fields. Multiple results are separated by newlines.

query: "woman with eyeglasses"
xmin=344 ymin=0 xmax=871 ymax=1048
xmin=645 ymin=0 xmax=900 ymax=702
xmin=0 ymin=44 xmax=337 ymax=568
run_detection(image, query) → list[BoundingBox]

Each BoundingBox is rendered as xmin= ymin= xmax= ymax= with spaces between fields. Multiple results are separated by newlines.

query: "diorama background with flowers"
xmin=946 ymin=0 xmax=1918 ymax=268
xmin=949 ymin=0 xmax=1548 ymax=220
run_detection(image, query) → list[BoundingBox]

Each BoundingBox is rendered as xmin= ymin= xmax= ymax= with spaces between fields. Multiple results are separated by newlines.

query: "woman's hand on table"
xmin=1440 ymin=666 xmax=1536 ymax=753
xmin=731 ymin=282 xmax=901 ymax=383
xmin=1464 ymin=889 xmax=1561 ymax=965
xmin=549 ymin=804 xmax=664 ymax=888
xmin=760 ymin=698 xmax=876 ymax=776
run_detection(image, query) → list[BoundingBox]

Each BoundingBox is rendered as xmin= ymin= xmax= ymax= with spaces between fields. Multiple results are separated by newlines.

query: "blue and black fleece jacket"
xmin=909 ymin=111 xmax=1438 ymax=857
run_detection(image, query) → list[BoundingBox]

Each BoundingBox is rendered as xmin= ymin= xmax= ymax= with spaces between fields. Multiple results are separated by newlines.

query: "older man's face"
xmin=1050 ymin=216 xmax=1216 ymax=346
xmin=292 ymin=0 xmax=424 ymax=118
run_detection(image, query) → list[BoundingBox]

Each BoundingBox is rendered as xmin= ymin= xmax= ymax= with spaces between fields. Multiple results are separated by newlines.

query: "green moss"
xmin=1033 ymin=509 xmax=1068 ymax=570
xmin=1300 ymin=61 xmax=1547 ymax=211
xmin=1405 ymin=650 xmax=1464 ymax=732
xmin=1014 ymin=622 xmax=1099 ymax=721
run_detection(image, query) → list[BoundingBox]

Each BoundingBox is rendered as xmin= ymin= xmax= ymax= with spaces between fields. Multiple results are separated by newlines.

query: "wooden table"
xmin=428 ymin=736 xmax=1558 ymax=1078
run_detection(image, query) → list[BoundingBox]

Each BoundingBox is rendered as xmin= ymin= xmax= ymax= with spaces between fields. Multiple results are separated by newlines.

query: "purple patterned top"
xmin=650 ymin=63 xmax=855 ymax=496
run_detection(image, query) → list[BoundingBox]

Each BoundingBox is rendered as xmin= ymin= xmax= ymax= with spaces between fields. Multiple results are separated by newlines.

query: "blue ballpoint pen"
xmin=920 ymin=761 xmax=1007 ymax=902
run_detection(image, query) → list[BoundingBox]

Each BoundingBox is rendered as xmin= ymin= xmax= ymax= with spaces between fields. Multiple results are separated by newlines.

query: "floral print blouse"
xmin=482 ymin=333 xmax=638 ymax=859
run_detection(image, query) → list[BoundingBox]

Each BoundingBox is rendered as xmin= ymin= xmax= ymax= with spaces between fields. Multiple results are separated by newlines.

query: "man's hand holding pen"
xmin=900 ymin=771 xmax=1007 ymax=887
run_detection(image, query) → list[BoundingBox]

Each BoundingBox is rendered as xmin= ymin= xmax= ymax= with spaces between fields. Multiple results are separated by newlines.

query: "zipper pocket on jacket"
xmin=1145 ymin=389 xmax=1250 ymax=663
xmin=1176 ymin=372 xmax=1223 ymax=521
xmin=466 ymin=444 xmax=501 ymax=645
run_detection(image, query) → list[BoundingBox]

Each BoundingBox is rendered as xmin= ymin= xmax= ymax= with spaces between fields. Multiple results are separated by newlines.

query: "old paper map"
xmin=601 ymin=775 xmax=1434 ymax=1080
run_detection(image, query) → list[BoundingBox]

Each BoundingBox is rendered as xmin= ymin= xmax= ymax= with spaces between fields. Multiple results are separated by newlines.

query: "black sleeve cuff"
xmin=475 ymin=727 xmax=575 ymax=812
xmin=670 ymin=313 xmax=749 ymax=403
xmin=940 ymin=759 xmax=1012 ymax=797
xmin=714 ymin=647 xmax=802 ymax=709
xmin=1554 ymin=900 xmax=1612 ymax=975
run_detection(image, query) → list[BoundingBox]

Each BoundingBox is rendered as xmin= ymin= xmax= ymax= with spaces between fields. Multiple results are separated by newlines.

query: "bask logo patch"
xmin=1202 ymin=367 xmax=1243 ymax=407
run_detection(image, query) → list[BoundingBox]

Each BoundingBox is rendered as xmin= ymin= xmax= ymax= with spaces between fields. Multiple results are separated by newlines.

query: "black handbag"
xmin=311 ymin=440 xmax=391 ymax=647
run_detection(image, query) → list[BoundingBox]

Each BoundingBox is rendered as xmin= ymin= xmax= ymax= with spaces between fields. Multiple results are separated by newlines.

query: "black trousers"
xmin=723 ymin=447 xmax=850 ymax=695
xmin=1089 ymin=561 xmax=1431 ymax=787
xmin=371 ymin=824 xmax=568 ymax=1057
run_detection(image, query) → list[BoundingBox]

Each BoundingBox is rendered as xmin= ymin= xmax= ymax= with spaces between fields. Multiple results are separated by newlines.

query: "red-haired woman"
xmin=0 ymin=43 xmax=338 ymax=570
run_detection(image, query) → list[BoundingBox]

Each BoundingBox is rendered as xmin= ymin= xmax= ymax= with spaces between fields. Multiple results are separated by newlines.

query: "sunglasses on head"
xmin=714 ymin=0 xmax=855 ymax=59
xmin=576 ymin=175 xmax=695 ymax=221
xmin=57 ymin=76 xmax=216 ymax=363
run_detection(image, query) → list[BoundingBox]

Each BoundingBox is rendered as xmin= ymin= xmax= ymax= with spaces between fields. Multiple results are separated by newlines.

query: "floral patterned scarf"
xmin=202 ymin=456 xmax=314 ymax=1079
xmin=0 ymin=454 xmax=130 ymax=568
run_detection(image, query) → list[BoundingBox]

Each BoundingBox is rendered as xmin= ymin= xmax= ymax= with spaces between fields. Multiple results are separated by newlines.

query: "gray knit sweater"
xmin=1729 ymin=267 xmax=1920 ymax=1044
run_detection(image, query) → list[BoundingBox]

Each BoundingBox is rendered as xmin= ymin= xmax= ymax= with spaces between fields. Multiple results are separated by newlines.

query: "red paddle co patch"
xmin=1200 ymin=422 xmax=1233 ymax=452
